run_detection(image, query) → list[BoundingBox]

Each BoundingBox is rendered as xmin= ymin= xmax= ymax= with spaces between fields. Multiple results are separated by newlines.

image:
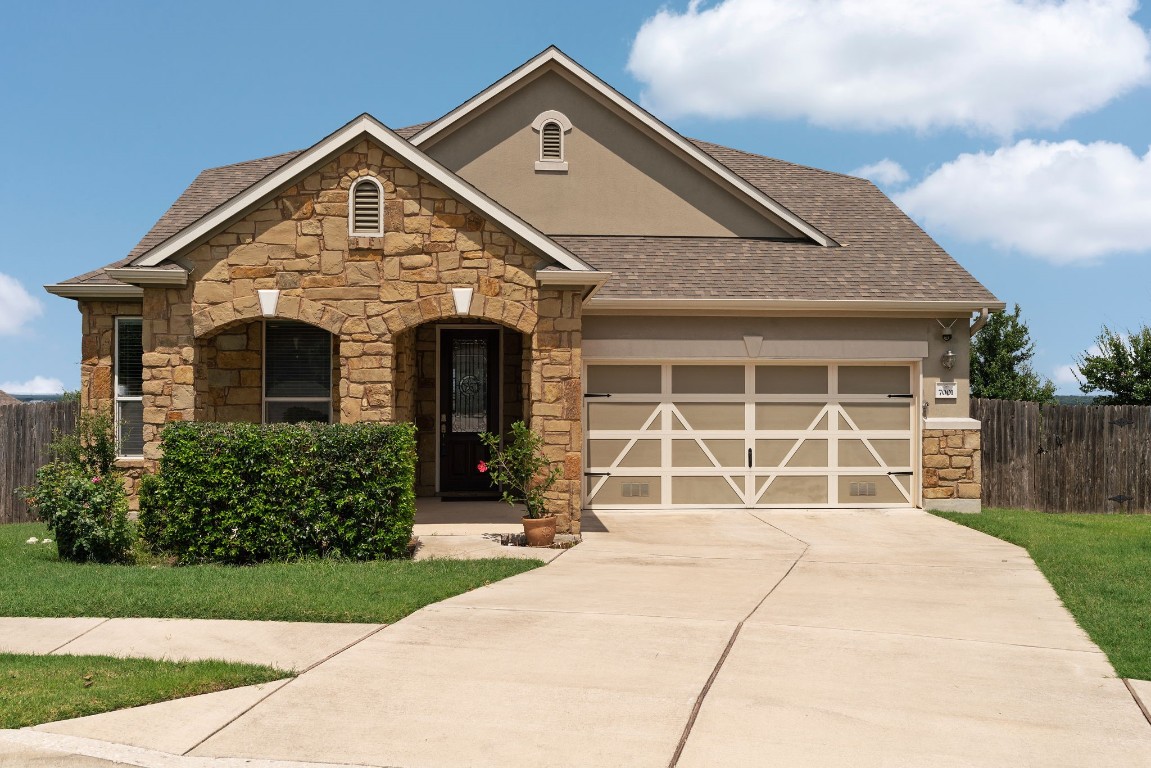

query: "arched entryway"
xmin=394 ymin=319 xmax=528 ymax=499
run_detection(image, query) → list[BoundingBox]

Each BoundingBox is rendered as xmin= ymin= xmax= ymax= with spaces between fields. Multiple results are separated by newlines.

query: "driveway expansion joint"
xmin=1124 ymin=679 xmax=1151 ymax=728
xmin=668 ymin=513 xmax=811 ymax=768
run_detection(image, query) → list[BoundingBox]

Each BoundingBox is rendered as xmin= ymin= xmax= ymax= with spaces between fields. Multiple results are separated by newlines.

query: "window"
xmin=531 ymin=110 xmax=572 ymax=172
xmin=348 ymin=177 xmax=383 ymax=236
xmin=114 ymin=317 xmax=144 ymax=457
xmin=264 ymin=321 xmax=332 ymax=423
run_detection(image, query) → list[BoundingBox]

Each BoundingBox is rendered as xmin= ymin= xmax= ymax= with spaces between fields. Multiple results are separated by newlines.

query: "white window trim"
xmin=348 ymin=176 xmax=384 ymax=236
xmin=531 ymin=110 xmax=571 ymax=172
xmin=262 ymin=320 xmax=335 ymax=424
xmin=114 ymin=317 xmax=144 ymax=458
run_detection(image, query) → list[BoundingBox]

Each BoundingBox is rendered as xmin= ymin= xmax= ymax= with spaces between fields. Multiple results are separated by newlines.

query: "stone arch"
xmin=192 ymin=294 xmax=349 ymax=339
xmin=380 ymin=294 xmax=538 ymax=337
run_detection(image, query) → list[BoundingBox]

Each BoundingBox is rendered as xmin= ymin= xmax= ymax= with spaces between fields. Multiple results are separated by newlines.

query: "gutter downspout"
xmin=970 ymin=307 xmax=990 ymax=336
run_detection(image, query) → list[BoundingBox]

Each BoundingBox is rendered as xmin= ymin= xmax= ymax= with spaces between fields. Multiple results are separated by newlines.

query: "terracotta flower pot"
xmin=522 ymin=515 xmax=557 ymax=547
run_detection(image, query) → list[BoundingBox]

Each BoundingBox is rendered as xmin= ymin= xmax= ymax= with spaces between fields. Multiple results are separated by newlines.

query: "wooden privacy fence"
xmin=0 ymin=401 xmax=78 ymax=523
xmin=972 ymin=398 xmax=1151 ymax=513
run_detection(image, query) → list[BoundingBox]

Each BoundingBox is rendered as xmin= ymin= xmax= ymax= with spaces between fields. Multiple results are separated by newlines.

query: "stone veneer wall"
xmin=79 ymin=300 xmax=147 ymax=507
xmin=127 ymin=139 xmax=584 ymax=531
xmin=194 ymin=325 xmax=262 ymax=423
xmin=922 ymin=429 xmax=981 ymax=508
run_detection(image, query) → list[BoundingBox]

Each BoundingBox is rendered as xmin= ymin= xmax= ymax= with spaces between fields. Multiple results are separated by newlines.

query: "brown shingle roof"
xmin=58 ymin=126 xmax=998 ymax=305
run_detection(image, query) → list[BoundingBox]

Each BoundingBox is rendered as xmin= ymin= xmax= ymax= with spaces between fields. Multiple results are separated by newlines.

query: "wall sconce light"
xmin=452 ymin=286 xmax=474 ymax=315
xmin=257 ymin=289 xmax=280 ymax=317
xmin=941 ymin=349 xmax=956 ymax=370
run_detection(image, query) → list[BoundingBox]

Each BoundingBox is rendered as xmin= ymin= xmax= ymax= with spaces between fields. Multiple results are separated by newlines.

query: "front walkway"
xmin=3 ymin=510 xmax=1151 ymax=767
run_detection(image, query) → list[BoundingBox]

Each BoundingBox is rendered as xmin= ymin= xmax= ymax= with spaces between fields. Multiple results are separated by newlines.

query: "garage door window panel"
xmin=755 ymin=365 xmax=828 ymax=395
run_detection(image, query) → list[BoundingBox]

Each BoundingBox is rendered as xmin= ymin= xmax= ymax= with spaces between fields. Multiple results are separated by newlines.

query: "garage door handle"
xmin=584 ymin=393 xmax=612 ymax=399
xmin=886 ymin=394 xmax=914 ymax=399
xmin=584 ymin=472 xmax=611 ymax=477
xmin=748 ymin=448 xmax=753 ymax=468
xmin=887 ymin=471 xmax=913 ymax=476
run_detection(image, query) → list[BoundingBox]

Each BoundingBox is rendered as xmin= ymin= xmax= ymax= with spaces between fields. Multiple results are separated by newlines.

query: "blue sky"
xmin=1 ymin=0 xmax=1149 ymax=395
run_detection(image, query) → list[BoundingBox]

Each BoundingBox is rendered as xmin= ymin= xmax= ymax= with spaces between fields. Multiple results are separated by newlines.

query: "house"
xmin=46 ymin=47 xmax=1002 ymax=532
xmin=0 ymin=390 xmax=21 ymax=407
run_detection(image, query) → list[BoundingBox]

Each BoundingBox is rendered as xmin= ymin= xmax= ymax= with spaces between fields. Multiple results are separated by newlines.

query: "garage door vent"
xmin=849 ymin=482 xmax=877 ymax=497
xmin=621 ymin=482 xmax=650 ymax=498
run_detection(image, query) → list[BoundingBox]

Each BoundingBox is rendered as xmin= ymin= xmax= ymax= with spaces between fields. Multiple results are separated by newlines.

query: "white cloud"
xmin=895 ymin=140 xmax=1151 ymax=264
xmin=0 ymin=273 xmax=42 ymax=335
xmin=0 ymin=376 xmax=64 ymax=396
xmin=628 ymin=0 xmax=1150 ymax=134
xmin=1053 ymin=364 xmax=1080 ymax=387
xmin=850 ymin=159 xmax=909 ymax=187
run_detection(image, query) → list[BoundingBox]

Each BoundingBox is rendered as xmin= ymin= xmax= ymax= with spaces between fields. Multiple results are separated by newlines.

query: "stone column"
xmin=529 ymin=288 xmax=583 ymax=533
xmin=922 ymin=417 xmax=982 ymax=513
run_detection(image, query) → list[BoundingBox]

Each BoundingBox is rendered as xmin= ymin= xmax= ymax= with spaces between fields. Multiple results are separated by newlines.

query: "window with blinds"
xmin=349 ymin=177 xmax=383 ymax=235
xmin=264 ymin=321 xmax=332 ymax=424
xmin=115 ymin=318 xmax=144 ymax=456
xmin=540 ymin=121 xmax=563 ymax=161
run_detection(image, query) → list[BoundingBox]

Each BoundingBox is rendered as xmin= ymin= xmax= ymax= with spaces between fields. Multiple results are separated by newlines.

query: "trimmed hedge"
xmin=139 ymin=422 xmax=416 ymax=564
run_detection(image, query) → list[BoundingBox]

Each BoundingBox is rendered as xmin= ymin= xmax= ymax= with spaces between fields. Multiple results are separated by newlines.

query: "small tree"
xmin=970 ymin=304 xmax=1056 ymax=402
xmin=1076 ymin=325 xmax=1151 ymax=405
xmin=478 ymin=421 xmax=561 ymax=519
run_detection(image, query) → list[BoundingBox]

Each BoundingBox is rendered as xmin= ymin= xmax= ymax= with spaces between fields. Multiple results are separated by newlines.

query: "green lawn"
xmin=933 ymin=508 xmax=1151 ymax=680
xmin=1 ymin=523 xmax=542 ymax=623
xmin=1 ymin=653 xmax=287 ymax=728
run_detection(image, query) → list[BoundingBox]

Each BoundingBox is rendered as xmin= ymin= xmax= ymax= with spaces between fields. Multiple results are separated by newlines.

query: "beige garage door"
xmin=584 ymin=363 xmax=917 ymax=509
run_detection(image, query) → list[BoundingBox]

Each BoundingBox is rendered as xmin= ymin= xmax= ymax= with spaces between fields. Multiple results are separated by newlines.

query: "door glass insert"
xmin=451 ymin=337 xmax=489 ymax=433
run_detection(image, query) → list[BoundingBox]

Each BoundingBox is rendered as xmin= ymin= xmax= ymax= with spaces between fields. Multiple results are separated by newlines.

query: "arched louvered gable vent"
xmin=531 ymin=110 xmax=572 ymax=172
xmin=541 ymin=121 xmax=563 ymax=160
xmin=349 ymin=178 xmax=383 ymax=235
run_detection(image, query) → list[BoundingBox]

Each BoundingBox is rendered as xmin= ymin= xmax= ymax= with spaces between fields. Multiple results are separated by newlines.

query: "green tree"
xmin=970 ymin=304 xmax=1056 ymax=402
xmin=1076 ymin=325 xmax=1151 ymax=405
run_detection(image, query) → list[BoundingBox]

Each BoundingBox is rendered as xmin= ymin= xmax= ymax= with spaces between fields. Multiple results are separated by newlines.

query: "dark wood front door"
xmin=439 ymin=328 xmax=501 ymax=494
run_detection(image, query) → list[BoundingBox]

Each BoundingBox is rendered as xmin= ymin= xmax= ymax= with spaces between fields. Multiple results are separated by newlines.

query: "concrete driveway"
xmin=8 ymin=509 xmax=1151 ymax=767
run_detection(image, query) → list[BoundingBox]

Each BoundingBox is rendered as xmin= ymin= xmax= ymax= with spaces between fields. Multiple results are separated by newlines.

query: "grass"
xmin=1 ymin=523 xmax=543 ymax=623
xmin=0 ymin=653 xmax=287 ymax=728
xmin=933 ymin=508 xmax=1151 ymax=680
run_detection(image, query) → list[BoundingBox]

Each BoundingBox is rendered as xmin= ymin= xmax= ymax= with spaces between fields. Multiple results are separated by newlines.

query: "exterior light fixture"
xmin=452 ymin=287 xmax=474 ymax=315
xmin=257 ymin=289 xmax=280 ymax=317
xmin=941 ymin=349 xmax=956 ymax=370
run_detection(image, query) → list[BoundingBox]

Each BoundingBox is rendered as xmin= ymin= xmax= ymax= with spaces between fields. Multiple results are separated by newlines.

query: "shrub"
xmin=139 ymin=421 xmax=417 ymax=564
xmin=478 ymin=421 xmax=561 ymax=519
xmin=22 ymin=409 xmax=134 ymax=563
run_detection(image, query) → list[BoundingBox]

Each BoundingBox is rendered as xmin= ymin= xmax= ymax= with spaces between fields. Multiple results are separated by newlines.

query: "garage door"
xmin=584 ymin=363 xmax=917 ymax=509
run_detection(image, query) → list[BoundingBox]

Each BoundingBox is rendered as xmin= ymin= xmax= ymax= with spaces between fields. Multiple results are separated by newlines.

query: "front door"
xmin=439 ymin=328 xmax=501 ymax=494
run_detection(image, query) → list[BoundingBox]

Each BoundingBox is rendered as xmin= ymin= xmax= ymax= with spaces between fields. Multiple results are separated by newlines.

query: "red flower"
xmin=91 ymin=476 xmax=101 ymax=484
xmin=477 ymin=461 xmax=488 ymax=473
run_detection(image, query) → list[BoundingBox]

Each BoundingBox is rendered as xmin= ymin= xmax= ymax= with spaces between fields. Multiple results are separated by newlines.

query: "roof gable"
xmin=411 ymin=47 xmax=835 ymax=246
xmin=129 ymin=115 xmax=594 ymax=273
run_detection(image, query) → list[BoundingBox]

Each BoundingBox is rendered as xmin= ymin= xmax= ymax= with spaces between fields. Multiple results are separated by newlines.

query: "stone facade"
xmin=922 ymin=428 xmax=981 ymax=509
xmin=78 ymin=300 xmax=147 ymax=507
xmin=82 ymin=139 xmax=585 ymax=531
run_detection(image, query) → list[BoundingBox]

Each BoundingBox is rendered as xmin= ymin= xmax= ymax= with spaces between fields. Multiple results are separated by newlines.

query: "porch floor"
xmin=412 ymin=497 xmax=563 ymax=563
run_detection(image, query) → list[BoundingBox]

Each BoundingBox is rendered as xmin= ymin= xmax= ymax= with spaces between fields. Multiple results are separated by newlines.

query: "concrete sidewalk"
xmin=3 ymin=509 xmax=1151 ymax=767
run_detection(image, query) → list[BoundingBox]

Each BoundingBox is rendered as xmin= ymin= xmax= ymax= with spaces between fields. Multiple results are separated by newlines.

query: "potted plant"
xmin=478 ymin=421 xmax=562 ymax=546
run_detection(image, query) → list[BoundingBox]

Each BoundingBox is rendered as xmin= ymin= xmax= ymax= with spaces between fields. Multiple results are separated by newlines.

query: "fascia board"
xmin=411 ymin=47 xmax=836 ymax=247
xmin=536 ymin=270 xmax=611 ymax=287
xmin=44 ymin=283 xmax=144 ymax=300
xmin=131 ymin=115 xmax=593 ymax=273
xmin=584 ymin=298 xmax=1007 ymax=316
xmin=105 ymin=267 xmax=188 ymax=286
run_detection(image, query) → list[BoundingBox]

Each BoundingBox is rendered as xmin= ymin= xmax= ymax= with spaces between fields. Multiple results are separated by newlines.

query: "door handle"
xmin=748 ymin=448 xmax=753 ymax=468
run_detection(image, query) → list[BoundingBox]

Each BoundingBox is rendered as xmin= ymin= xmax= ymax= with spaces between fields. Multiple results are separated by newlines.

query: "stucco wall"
xmin=424 ymin=70 xmax=794 ymax=238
